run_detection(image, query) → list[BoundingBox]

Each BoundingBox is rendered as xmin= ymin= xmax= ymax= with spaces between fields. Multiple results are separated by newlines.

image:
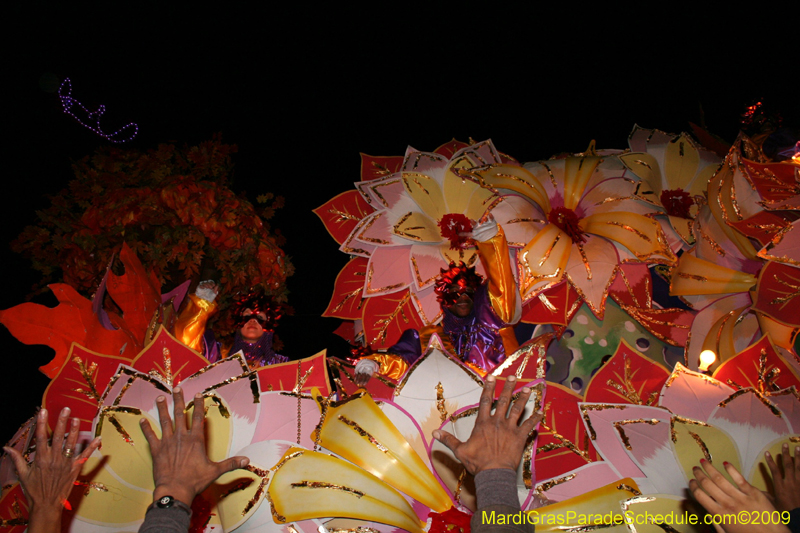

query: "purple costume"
xmin=389 ymin=285 xmax=510 ymax=372
xmin=205 ymin=330 xmax=288 ymax=368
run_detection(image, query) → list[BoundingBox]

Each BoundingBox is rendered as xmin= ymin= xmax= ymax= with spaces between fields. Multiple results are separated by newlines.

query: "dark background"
xmin=2 ymin=5 xmax=796 ymax=438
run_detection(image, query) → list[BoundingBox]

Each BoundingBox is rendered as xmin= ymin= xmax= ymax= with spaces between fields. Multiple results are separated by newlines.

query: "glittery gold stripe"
xmin=291 ymin=480 xmax=365 ymax=498
xmin=688 ymin=431 xmax=712 ymax=462
xmin=369 ymin=179 xmax=401 ymax=208
xmin=535 ymin=473 xmax=576 ymax=493
xmin=605 ymin=221 xmax=652 ymax=243
xmin=614 ymin=419 xmax=660 ymax=450
xmin=670 ymin=416 xmax=710 ymax=443
xmin=435 ymin=382 xmax=448 ymax=423
xmin=337 ymin=415 xmax=390 ymax=453
xmin=579 ymin=404 xmax=627 ymax=441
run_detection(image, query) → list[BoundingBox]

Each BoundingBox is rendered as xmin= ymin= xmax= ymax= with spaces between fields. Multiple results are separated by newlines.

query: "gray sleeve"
xmin=138 ymin=507 xmax=191 ymax=533
xmin=470 ymin=469 xmax=534 ymax=533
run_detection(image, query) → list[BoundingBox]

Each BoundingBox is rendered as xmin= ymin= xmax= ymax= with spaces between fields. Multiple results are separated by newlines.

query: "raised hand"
xmin=690 ymin=459 xmax=790 ymax=533
xmin=765 ymin=444 xmax=800 ymax=513
xmin=139 ymin=387 xmax=249 ymax=506
xmin=4 ymin=407 xmax=101 ymax=533
xmin=432 ymin=375 xmax=542 ymax=475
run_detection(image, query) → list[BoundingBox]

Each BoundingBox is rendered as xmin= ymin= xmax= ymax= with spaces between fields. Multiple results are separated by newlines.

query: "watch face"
xmin=157 ymin=496 xmax=174 ymax=508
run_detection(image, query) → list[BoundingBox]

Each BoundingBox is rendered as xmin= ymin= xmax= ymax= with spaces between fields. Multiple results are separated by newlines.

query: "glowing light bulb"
xmin=699 ymin=350 xmax=717 ymax=372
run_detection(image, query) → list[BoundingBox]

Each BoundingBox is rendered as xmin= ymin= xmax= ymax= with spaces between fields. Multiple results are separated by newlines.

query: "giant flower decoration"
xmin=469 ymin=144 xmax=676 ymax=319
xmin=620 ymin=125 xmax=722 ymax=251
xmin=315 ymin=140 xmax=540 ymax=348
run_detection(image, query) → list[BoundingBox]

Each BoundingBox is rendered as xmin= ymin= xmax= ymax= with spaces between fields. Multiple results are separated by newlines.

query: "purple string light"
xmin=58 ymin=78 xmax=139 ymax=143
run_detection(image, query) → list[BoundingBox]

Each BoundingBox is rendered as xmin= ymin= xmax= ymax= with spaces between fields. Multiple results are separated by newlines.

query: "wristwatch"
xmin=148 ymin=495 xmax=192 ymax=516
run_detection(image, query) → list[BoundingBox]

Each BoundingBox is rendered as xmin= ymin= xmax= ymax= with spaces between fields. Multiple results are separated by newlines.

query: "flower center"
xmin=548 ymin=206 xmax=586 ymax=243
xmin=438 ymin=213 xmax=473 ymax=250
xmin=660 ymin=188 xmax=694 ymax=219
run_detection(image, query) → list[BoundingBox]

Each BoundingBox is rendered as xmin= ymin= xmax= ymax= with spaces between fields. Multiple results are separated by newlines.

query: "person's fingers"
xmin=795 ymin=446 xmax=800 ymax=474
xmin=689 ymin=477 xmax=721 ymax=514
xmin=509 ymin=386 xmax=532 ymax=425
xmin=2 ymin=446 xmax=29 ymax=479
xmin=172 ymin=387 xmax=186 ymax=433
xmin=782 ymin=443 xmax=792 ymax=476
xmin=519 ymin=408 xmax=544 ymax=437
xmin=766 ymin=451 xmax=782 ymax=482
xmin=51 ymin=407 xmax=71 ymax=452
xmin=432 ymin=429 xmax=463 ymax=455
xmin=214 ymin=455 xmax=250 ymax=477
xmin=722 ymin=461 xmax=751 ymax=493
xmin=696 ymin=461 xmax=738 ymax=506
xmin=191 ymin=393 xmax=204 ymax=435
xmin=75 ymin=437 xmax=101 ymax=463
xmin=494 ymin=376 xmax=517 ymax=420
xmin=156 ymin=396 xmax=173 ymax=438
xmin=477 ymin=376 xmax=496 ymax=420
xmin=139 ymin=417 xmax=160 ymax=449
xmin=34 ymin=409 xmax=50 ymax=457
xmin=63 ymin=417 xmax=81 ymax=457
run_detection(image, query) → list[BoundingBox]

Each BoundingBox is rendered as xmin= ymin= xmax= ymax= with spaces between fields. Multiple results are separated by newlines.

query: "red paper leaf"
xmin=745 ymin=160 xmax=800 ymax=206
xmin=129 ymin=326 xmax=208 ymax=386
xmin=753 ymin=261 xmax=800 ymax=326
xmin=327 ymin=356 xmax=397 ymax=401
xmin=583 ymin=340 xmax=670 ymax=405
xmin=433 ymin=139 xmax=471 ymax=159
xmin=361 ymin=290 xmax=425 ymax=349
xmin=323 ymin=257 xmax=368 ymax=320
xmin=106 ymin=243 xmax=162 ymax=342
xmin=521 ymin=282 xmax=582 ymax=326
xmin=313 ymin=190 xmax=375 ymax=245
xmin=609 ymin=264 xmax=694 ymax=347
xmin=359 ymin=153 xmax=403 ymax=182
xmin=0 ymin=284 xmax=139 ymax=377
xmin=257 ymin=350 xmax=332 ymax=396
xmin=713 ymin=334 xmax=800 ymax=392
xmin=42 ymin=344 xmax=130 ymax=432
xmin=730 ymin=211 xmax=792 ymax=247
xmin=535 ymin=382 xmax=598 ymax=481
xmin=492 ymin=333 xmax=555 ymax=382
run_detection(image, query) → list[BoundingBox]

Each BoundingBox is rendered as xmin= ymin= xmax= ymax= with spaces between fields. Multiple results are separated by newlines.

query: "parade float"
xmin=1 ymin=115 xmax=799 ymax=532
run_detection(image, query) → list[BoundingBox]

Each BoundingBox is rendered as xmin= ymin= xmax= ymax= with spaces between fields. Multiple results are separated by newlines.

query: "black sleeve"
xmin=138 ymin=507 xmax=191 ymax=533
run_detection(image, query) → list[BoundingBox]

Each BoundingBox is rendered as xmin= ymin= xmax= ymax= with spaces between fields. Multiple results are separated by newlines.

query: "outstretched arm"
xmin=138 ymin=387 xmax=249 ymax=532
xmin=4 ymin=408 xmax=101 ymax=533
xmin=433 ymin=375 xmax=541 ymax=533
xmin=474 ymin=222 xmax=521 ymax=325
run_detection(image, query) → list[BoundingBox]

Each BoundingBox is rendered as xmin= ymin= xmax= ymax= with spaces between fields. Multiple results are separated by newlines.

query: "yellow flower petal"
xmin=518 ymin=225 xmax=571 ymax=300
xmin=670 ymin=254 xmax=757 ymax=296
xmin=580 ymin=212 xmax=675 ymax=264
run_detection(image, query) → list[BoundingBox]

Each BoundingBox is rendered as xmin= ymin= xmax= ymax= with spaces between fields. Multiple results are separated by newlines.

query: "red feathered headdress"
xmin=231 ymin=289 xmax=282 ymax=332
xmin=434 ymin=261 xmax=483 ymax=307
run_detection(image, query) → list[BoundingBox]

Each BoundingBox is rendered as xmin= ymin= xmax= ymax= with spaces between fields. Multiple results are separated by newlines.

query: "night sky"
xmin=2 ymin=5 xmax=796 ymax=437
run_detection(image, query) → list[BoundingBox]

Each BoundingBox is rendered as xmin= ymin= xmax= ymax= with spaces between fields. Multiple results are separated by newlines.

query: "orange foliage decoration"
xmin=12 ymin=135 xmax=292 ymax=338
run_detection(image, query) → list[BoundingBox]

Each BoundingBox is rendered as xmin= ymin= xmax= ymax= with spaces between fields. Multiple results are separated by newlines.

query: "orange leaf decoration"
xmin=359 ymin=153 xmax=404 ymax=182
xmin=257 ymin=350 xmax=332 ymax=396
xmin=106 ymin=243 xmax=162 ymax=343
xmin=520 ymin=282 xmax=581 ymax=326
xmin=41 ymin=344 xmax=130 ymax=432
xmin=323 ymin=257 xmax=368 ymax=320
xmin=129 ymin=327 xmax=208 ymax=388
xmin=313 ymin=190 xmax=375 ymax=246
xmin=0 ymin=284 xmax=139 ymax=378
xmin=361 ymin=289 xmax=425 ymax=349
xmin=535 ymin=382 xmax=598 ymax=481
xmin=713 ymin=334 xmax=800 ymax=392
xmin=752 ymin=261 xmax=800 ymax=326
xmin=0 ymin=484 xmax=28 ymax=533
xmin=583 ymin=339 xmax=670 ymax=405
